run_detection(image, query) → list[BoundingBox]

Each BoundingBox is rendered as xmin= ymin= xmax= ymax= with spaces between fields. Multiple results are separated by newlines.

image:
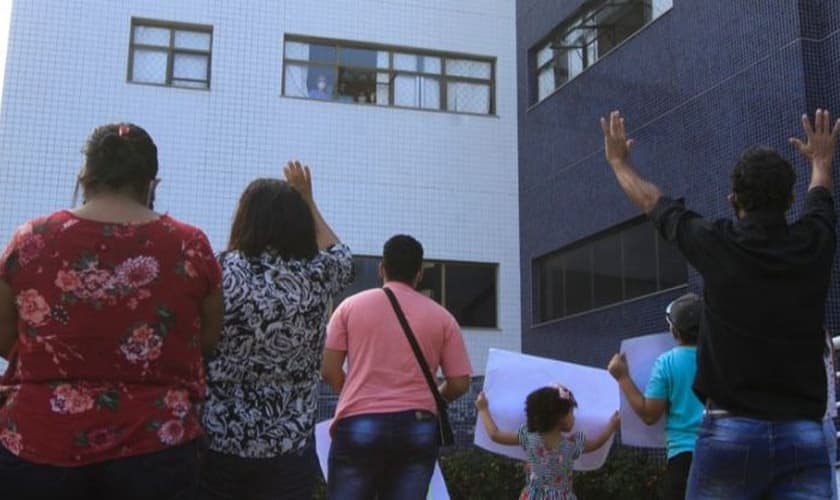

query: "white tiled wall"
xmin=0 ymin=0 xmax=520 ymax=373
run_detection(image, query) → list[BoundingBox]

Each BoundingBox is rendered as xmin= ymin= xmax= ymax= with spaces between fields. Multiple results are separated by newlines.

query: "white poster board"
xmin=474 ymin=349 xmax=618 ymax=471
xmin=315 ymin=419 xmax=450 ymax=500
xmin=618 ymin=332 xmax=676 ymax=448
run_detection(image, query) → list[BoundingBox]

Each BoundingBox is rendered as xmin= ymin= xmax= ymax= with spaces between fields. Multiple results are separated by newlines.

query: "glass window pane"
xmin=375 ymin=72 xmax=390 ymax=106
xmin=283 ymin=63 xmax=311 ymax=97
xmin=445 ymin=264 xmax=496 ymax=328
xmin=306 ymin=69 xmax=336 ymax=100
xmin=394 ymin=53 xmax=417 ymax=71
xmin=564 ymin=246 xmax=592 ymax=315
xmin=537 ymin=43 xmax=553 ymax=67
xmin=446 ymin=82 xmax=490 ymax=114
xmin=538 ymin=255 xmax=564 ymax=322
xmin=622 ymin=223 xmax=657 ymax=299
xmin=173 ymin=52 xmax=208 ymax=81
xmin=133 ymin=25 xmax=170 ymax=46
xmin=653 ymin=0 xmax=673 ymax=18
xmin=131 ymin=49 xmax=167 ymax=84
xmin=538 ymin=68 xmax=555 ymax=101
xmin=657 ymin=234 xmax=687 ymax=289
xmin=338 ymin=68 xmax=376 ymax=104
xmin=174 ymin=30 xmax=211 ymax=51
xmin=395 ymin=74 xmax=440 ymax=109
xmin=339 ymin=47 xmax=379 ymax=68
xmin=172 ymin=79 xmax=208 ymax=89
xmin=284 ymin=41 xmax=310 ymax=60
xmin=334 ymin=257 xmax=381 ymax=306
xmin=445 ymin=58 xmax=491 ymax=79
xmin=419 ymin=56 xmax=441 ymax=74
xmin=593 ymin=235 xmax=622 ymax=308
xmin=307 ymin=43 xmax=337 ymax=64
xmin=418 ymin=262 xmax=443 ymax=303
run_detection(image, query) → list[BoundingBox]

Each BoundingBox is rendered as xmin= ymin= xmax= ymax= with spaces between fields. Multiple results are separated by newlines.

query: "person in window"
xmin=600 ymin=109 xmax=838 ymax=498
xmin=200 ymin=161 xmax=352 ymax=500
xmin=308 ymin=74 xmax=333 ymax=100
xmin=337 ymin=82 xmax=354 ymax=103
xmin=0 ymin=123 xmax=224 ymax=500
xmin=607 ymin=293 xmax=704 ymax=500
xmin=321 ymin=234 xmax=472 ymax=500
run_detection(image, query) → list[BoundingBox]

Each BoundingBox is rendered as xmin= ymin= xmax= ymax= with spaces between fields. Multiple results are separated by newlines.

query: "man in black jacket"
xmin=601 ymin=109 xmax=838 ymax=499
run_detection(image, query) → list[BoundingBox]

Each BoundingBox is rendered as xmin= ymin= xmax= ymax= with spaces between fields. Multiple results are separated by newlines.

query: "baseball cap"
xmin=666 ymin=293 xmax=703 ymax=333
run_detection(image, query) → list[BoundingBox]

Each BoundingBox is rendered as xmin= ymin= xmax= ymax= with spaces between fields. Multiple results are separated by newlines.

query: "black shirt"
xmin=650 ymin=187 xmax=836 ymax=420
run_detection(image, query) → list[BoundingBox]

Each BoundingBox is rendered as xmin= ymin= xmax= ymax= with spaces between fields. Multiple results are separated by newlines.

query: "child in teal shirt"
xmin=608 ymin=293 xmax=704 ymax=500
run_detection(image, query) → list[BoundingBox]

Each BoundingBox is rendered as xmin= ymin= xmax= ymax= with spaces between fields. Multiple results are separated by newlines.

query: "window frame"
xmin=529 ymin=0 xmax=672 ymax=105
xmin=335 ymin=255 xmax=500 ymax=329
xmin=127 ymin=18 xmax=214 ymax=90
xmin=532 ymin=216 xmax=688 ymax=325
xmin=282 ymin=35 xmax=497 ymax=116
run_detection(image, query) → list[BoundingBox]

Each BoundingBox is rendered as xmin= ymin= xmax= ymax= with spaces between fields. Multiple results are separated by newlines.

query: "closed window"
xmin=283 ymin=36 xmax=495 ymax=115
xmin=531 ymin=0 xmax=672 ymax=103
xmin=128 ymin=19 xmax=212 ymax=89
xmin=335 ymin=256 xmax=498 ymax=328
xmin=534 ymin=217 xmax=687 ymax=322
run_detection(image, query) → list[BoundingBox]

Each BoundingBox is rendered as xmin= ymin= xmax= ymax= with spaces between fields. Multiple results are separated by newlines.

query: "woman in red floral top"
xmin=0 ymin=123 xmax=223 ymax=500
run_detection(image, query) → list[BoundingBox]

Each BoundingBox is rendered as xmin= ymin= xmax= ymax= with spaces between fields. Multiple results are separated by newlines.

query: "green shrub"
xmin=313 ymin=445 xmax=665 ymax=499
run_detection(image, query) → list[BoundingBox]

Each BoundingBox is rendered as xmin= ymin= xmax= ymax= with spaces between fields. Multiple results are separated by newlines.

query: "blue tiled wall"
xmin=517 ymin=0 xmax=840 ymax=365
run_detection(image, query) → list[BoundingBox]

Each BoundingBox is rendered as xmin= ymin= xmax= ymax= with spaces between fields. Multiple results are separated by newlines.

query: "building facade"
xmin=518 ymin=0 xmax=840 ymax=366
xmin=0 ymin=0 xmax=521 ymax=373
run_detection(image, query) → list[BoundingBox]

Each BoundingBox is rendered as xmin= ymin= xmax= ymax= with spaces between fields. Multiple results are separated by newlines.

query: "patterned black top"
xmin=202 ymin=243 xmax=352 ymax=457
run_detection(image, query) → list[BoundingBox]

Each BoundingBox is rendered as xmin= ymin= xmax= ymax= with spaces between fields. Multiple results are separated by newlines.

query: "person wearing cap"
xmin=600 ymin=108 xmax=838 ymax=498
xmin=607 ymin=293 xmax=704 ymax=500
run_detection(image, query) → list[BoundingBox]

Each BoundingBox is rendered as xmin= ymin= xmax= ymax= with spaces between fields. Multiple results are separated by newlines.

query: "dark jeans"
xmin=328 ymin=410 xmax=439 ymax=500
xmin=686 ymin=415 xmax=832 ymax=499
xmin=0 ymin=439 xmax=202 ymax=500
xmin=663 ymin=451 xmax=691 ymax=500
xmin=198 ymin=443 xmax=319 ymax=500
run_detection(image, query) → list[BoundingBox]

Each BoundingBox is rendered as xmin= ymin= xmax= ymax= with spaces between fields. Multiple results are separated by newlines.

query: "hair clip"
xmin=555 ymin=384 xmax=577 ymax=406
xmin=118 ymin=124 xmax=131 ymax=137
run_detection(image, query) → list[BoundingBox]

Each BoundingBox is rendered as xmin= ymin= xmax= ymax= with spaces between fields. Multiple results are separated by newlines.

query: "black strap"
xmin=383 ymin=287 xmax=447 ymax=408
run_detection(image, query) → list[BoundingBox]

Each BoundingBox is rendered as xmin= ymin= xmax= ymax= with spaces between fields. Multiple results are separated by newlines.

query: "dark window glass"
xmin=335 ymin=256 xmax=380 ymax=306
xmin=534 ymin=217 xmax=687 ymax=322
xmin=622 ymin=223 xmax=657 ymax=299
xmin=339 ymin=47 xmax=378 ymax=67
xmin=657 ymin=234 xmax=688 ymax=289
xmin=307 ymin=44 xmax=336 ymax=64
xmin=418 ymin=262 xmax=443 ymax=303
xmin=593 ymin=235 xmax=622 ymax=307
xmin=564 ymin=246 xmax=592 ymax=315
xmin=446 ymin=264 xmax=496 ymax=328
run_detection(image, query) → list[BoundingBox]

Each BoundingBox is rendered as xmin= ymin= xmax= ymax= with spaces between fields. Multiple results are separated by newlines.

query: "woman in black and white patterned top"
xmin=199 ymin=161 xmax=352 ymax=500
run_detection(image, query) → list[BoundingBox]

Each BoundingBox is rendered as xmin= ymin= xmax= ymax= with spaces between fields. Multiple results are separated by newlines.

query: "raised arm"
xmin=475 ymin=391 xmax=519 ymax=446
xmin=601 ymin=111 xmax=663 ymax=214
xmin=607 ymin=353 xmax=667 ymax=425
xmin=583 ymin=411 xmax=620 ymax=453
xmin=789 ymin=109 xmax=840 ymax=192
xmin=284 ymin=161 xmax=340 ymax=250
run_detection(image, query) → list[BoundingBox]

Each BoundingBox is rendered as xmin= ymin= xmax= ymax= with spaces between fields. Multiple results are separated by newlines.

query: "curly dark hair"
xmin=730 ymin=146 xmax=796 ymax=212
xmin=79 ymin=123 xmax=158 ymax=200
xmin=525 ymin=386 xmax=577 ymax=433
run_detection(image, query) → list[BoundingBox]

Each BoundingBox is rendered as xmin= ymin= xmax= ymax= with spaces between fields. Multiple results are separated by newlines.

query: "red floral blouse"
xmin=0 ymin=210 xmax=221 ymax=466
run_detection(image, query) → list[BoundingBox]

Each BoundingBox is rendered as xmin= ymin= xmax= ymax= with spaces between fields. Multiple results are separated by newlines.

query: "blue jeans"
xmin=686 ymin=415 xmax=832 ymax=499
xmin=198 ymin=442 xmax=318 ymax=500
xmin=0 ymin=439 xmax=202 ymax=500
xmin=327 ymin=410 xmax=439 ymax=500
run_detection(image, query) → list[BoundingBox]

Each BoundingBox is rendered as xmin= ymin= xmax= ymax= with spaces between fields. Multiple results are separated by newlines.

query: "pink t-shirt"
xmin=325 ymin=282 xmax=472 ymax=423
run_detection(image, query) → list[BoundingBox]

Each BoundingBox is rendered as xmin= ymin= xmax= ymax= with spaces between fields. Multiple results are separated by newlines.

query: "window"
xmin=283 ymin=36 xmax=495 ymax=115
xmin=128 ymin=19 xmax=213 ymax=89
xmin=534 ymin=217 xmax=687 ymax=323
xmin=335 ymin=256 xmax=498 ymax=328
xmin=532 ymin=0 xmax=672 ymax=103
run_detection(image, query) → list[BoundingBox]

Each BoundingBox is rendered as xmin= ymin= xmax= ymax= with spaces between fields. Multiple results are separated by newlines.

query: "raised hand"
xmin=475 ymin=391 xmax=489 ymax=411
xmin=789 ymin=109 xmax=840 ymax=168
xmin=607 ymin=352 xmax=629 ymax=380
xmin=600 ymin=110 xmax=635 ymax=166
xmin=283 ymin=160 xmax=313 ymax=202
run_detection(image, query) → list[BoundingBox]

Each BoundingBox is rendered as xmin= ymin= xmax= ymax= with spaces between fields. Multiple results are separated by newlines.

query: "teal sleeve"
xmin=644 ymin=354 xmax=670 ymax=400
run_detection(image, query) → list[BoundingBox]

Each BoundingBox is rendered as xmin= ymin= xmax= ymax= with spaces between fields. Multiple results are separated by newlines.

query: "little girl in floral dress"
xmin=476 ymin=385 xmax=620 ymax=500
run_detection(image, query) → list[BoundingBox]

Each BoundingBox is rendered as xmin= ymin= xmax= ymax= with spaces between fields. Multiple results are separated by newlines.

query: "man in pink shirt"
xmin=322 ymin=234 xmax=472 ymax=500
